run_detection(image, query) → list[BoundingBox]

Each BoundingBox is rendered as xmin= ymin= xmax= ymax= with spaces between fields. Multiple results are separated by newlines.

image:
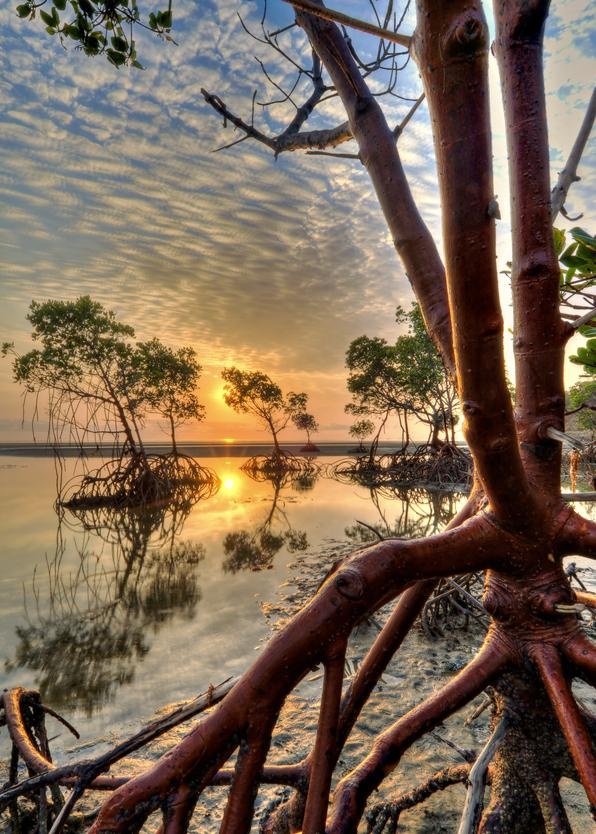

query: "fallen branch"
xmin=456 ymin=716 xmax=507 ymax=834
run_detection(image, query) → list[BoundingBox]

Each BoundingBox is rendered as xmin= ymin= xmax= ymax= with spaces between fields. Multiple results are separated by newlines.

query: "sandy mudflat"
xmin=2 ymin=541 xmax=595 ymax=833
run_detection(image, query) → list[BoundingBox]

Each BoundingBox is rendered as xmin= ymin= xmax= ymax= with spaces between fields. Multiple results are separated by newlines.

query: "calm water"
xmin=0 ymin=452 xmax=468 ymax=754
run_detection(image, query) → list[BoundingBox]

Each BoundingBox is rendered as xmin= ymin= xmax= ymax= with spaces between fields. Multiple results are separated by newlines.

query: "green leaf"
xmin=16 ymin=3 xmax=31 ymax=18
xmin=111 ymin=35 xmax=128 ymax=51
xmin=160 ymin=9 xmax=172 ymax=28
xmin=553 ymin=228 xmax=565 ymax=256
xmin=107 ymin=48 xmax=126 ymax=66
xmin=40 ymin=9 xmax=54 ymax=25
xmin=570 ymin=227 xmax=596 ymax=251
xmin=54 ymin=0 xmax=67 ymax=9
xmin=561 ymin=254 xmax=590 ymax=270
xmin=78 ymin=0 xmax=95 ymax=15
xmin=63 ymin=23 xmax=80 ymax=39
xmin=578 ymin=325 xmax=596 ymax=338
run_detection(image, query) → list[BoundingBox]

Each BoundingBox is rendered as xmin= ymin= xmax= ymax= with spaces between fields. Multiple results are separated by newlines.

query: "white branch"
xmin=284 ymin=0 xmax=412 ymax=48
xmin=457 ymin=717 xmax=507 ymax=834
xmin=551 ymin=88 xmax=596 ymax=222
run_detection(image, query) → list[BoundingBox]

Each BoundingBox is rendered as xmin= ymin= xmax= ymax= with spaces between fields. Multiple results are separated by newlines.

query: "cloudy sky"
xmin=0 ymin=1 xmax=593 ymax=443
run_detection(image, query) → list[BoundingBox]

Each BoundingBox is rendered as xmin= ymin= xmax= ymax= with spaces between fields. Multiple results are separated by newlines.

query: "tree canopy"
xmin=3 ymin=296 xmax=204 ymax=454
xmin=221 ymin=366 xmax=309 ymax=453
xmin=346 ymin=304 xmax=458 ymax=448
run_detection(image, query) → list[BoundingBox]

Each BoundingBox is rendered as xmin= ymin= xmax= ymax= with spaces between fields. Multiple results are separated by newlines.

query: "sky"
xmin=0 ymin=0 xmax=594 ymax=444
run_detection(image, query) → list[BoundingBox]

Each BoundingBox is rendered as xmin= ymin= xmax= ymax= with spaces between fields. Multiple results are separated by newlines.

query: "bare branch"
xmin=201 ymin=89 xmax=276 ymax=150
xmin=282 ymin=0 xmax=412 ymax=48
xmin=570 ymin=307 xmax=596 ymax=330
xmin=201 ymin=87 xmax=354 ymax=154
xmin=551 ymin=88 xmax=596 ymax=222
xmin=456 ymin=716 xmax=507 ymax=834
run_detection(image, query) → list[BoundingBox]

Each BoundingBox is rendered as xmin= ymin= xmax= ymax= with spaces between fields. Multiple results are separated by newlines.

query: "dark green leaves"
xmin=557 ymin=226 xmax=596 ymax=372
xmin=15 ymin=1 xmax=175 ymax=67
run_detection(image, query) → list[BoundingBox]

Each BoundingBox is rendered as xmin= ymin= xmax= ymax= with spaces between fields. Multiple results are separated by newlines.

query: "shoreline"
xmin=0 ymin=441 xmax=417 ymax=458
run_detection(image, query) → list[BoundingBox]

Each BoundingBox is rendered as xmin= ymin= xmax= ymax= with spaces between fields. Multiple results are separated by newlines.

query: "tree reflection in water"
xmin=344 ymin=487 xmax=486 ymax=635
xmin=6 ymin=501 xmax=205 ymax=717
xmin=345 ymin=486 xmax=462 ymax=543
xmin=222 ymin=469 xmax=311 ymax=573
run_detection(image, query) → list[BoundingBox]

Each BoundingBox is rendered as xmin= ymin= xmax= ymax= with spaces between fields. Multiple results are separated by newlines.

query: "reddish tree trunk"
xmin=5 ymin=3 xmax=595 ymax=834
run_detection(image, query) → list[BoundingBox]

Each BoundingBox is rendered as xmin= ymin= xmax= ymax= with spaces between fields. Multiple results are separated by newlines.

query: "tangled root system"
xmin=329 ymin=444 xmax=472 ymax=490
xmin=59 ymin=452 xmax=220 ymax=509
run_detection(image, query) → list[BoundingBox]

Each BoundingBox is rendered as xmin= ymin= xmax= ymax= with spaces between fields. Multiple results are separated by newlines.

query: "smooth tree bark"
xmin=3 ymin=2 xmax=595 ymax=833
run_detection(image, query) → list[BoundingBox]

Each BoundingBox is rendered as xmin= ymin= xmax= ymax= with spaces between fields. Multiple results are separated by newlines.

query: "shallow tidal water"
xmin=0 ymin=452 xmax=467 ymax=749
xmin=0 ymin=451 xmax=594 ymax=832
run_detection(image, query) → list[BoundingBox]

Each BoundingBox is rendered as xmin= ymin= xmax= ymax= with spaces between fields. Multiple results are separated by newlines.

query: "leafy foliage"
xmin=15 ymin=0 xmax=175 ymax=67
xmin=2 ymin=296 xmax=204 ymax=452
xmin=556 ymin=227 xmax=596 ymax=372
xmin=567 ymin=378 xmax=596 ymax=434
xmin=292 ymin=410 xmax=319 ymax=444
xmin=346 ymin=304 xmax=458 ymax=447
xmin=134 ymin=339 xmax=204 ymax=450
xmin=221 ymin=367 xmax=309 ymax=451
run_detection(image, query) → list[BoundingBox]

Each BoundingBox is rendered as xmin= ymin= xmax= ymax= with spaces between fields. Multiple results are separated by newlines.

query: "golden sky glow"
xmin=0 ymin=2 xmax=593 ymax=444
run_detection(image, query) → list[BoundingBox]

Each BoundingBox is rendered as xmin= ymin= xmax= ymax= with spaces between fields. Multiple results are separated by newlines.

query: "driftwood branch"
xmin=366 ymin=763 xmax=471 ymax=832
xmin=551 ymin=88 xmax=596 ymax=221
xmin=456 ymin=717 xmax=507 ymax=834
xmin=0 ymin=678 xmax=237 ymax=806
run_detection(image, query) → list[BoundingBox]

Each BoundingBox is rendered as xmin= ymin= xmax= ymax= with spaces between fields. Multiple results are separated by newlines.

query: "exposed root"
xmin=421 ymin=573 xmax=487 ymax=637
xmin=365 ymin=763 xmax=471 ymax=833
xmin=241 ymin=451 xmax=320 ymax=484
xmin=59 ymin=452 xmax=219 ymax=509
xmin=328 ymin=444 xmax=473 ymax=490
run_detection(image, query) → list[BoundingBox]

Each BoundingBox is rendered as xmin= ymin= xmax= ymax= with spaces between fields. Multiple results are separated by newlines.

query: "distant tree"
xmin=346 ymin=304 xmax=458 ymax=449
xmin=3 ymin=297 xmax=214 ymax=506
xmin=3 ymin=296 xmax=143 ymax=452
xmin=221 ymin=367 xmax=308 ymax=455
xmin=348 ymin=418 xmax=375 ymax=450
xmin=3 ymin=297 xmax=205 ymax=455
xmin=292 ymin=411 xmax=319 ymax=450
xmin=134 ymin=340 xmax=205 ymax=454
xmin=567 ymin=379 xmax=596 ymax=437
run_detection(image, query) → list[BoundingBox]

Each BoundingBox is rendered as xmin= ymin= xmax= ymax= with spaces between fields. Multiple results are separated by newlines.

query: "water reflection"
xmin=6 ymin=504 xmax=205 ymax=716
xmin=223 ymin=471 xmax=309 ymax=573
xmin=345 ymin=487 xmax=463 ymax=542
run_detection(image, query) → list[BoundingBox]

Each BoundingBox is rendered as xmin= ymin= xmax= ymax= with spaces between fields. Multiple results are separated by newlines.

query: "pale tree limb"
xmin=456 ymin=716 xmax=507 ymax=834
xmin=283 ymin=0 xmax=412 ymax=48
xmin=551 ymin=88 xmax=596 ymax=222
xmin=570 ymin=306 xmax=596 ymax=330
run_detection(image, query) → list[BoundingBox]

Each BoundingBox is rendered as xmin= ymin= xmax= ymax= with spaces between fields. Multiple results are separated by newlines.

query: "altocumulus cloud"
xmin=0 ymin=0 xmax=593 ymax=441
